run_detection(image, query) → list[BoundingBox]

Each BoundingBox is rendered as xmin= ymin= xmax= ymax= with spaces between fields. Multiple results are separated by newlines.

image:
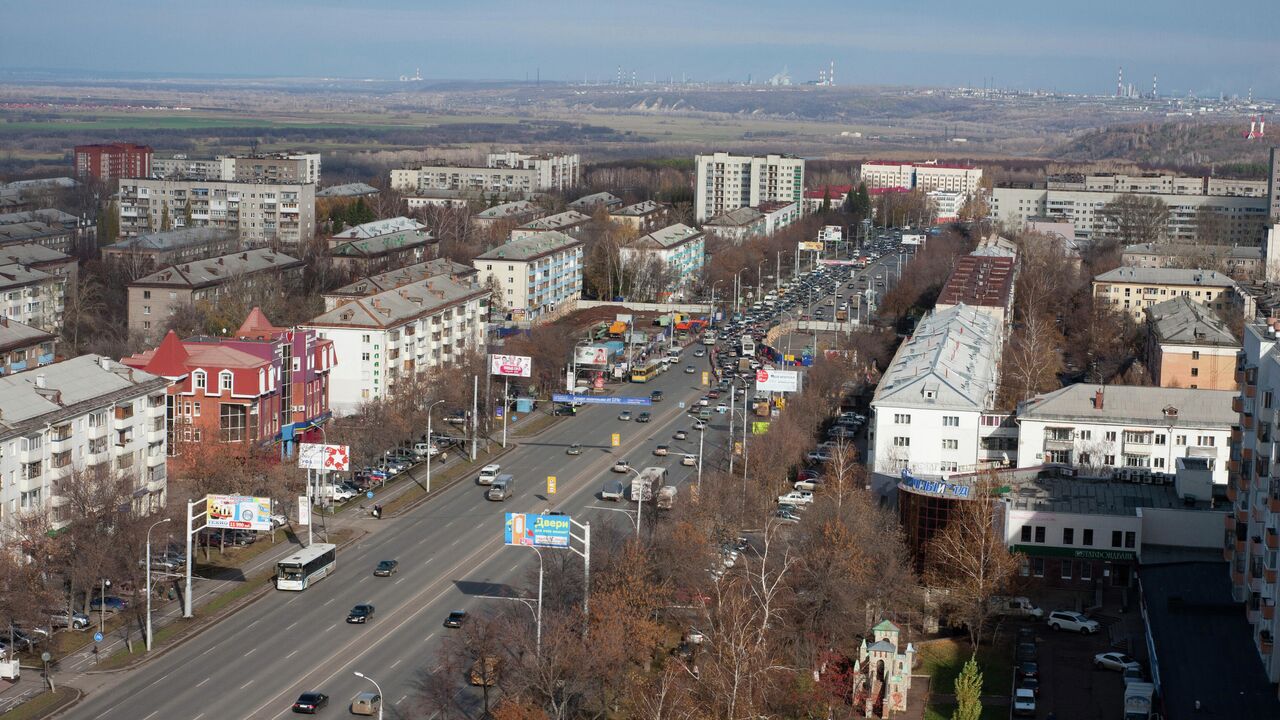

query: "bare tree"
xmin=1097 ymin=195 xmax=1169 ymax=245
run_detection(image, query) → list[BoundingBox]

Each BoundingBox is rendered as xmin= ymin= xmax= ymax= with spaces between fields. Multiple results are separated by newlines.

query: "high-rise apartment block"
xmin=118 ymin=178 xmax=316 ymax=247
xmin=74 ymin=143 xmax=152 ymax=181
xmin=860 ymin=161 xmax=983 ymax=196
xmin=390 ymin=153 xmax=580 ymax=196
xmin=151 ymin=153 xmax=321 ymax=184
xmin=693 ymin=153 xmax=805 ymax=222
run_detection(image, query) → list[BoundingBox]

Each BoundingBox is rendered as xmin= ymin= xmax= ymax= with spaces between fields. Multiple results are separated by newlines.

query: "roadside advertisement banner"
xmin=490 ymin=354 xmax=532 ymax=378
xmin=297 ymin=496 xmax=311 ymax=526
xmin=575 ymin=345 xmax=610 ymax=366
xmin=297 ymin=443 xmax=351 ymax=471
xmin=207 ymin=495 xmax=272 ymax=531
xmin=797 ymin=241 xmax=823 ymax=252
xmin=552 ymin=393 xmax=652 ymax=406
xmin=504 ymin=512 xmax=571 ymax=548
xmin=755 ymin=368 xmax=800 ymax=393
xmin=752 ymin=421 xmax=771 ymax=435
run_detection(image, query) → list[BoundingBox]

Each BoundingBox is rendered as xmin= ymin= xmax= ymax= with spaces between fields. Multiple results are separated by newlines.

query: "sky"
xmin=2 ymin=0 xmax=1278 ymax=98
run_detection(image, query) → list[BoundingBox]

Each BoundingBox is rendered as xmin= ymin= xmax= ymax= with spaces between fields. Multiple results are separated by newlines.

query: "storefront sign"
xmin=898 ymin=469 xmax=972 ymax=498
xmin=1010 ymin=544 xmax=1137 ymax=562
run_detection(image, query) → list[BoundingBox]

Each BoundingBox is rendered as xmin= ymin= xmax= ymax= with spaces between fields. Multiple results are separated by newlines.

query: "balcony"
xmin=1268 ymin=529 xmax=1279 ymax=550
xmin=1228 ymin=459 xmax=1242 ymax=473
xmin=1246 ymin=384 xmax=1257 ymax=398
xmin=1231 ymin=566 xmax=1246 ymax=585
xmin=1268 ymin=568 xmax=1278 ymax=584
xmin=1262 ymin=633 xmax=1274 ymax=655
xmin=1265 ymin=605 xmax=1276 ymax=621
xmin=1232 ymin=427 xmax=1243 ymax=443
xmin=1270 ymin=494 xmax=1280 ymax=513
xmin=1244 ymin=415 xmax=1255 ymax=430
xmin=1233 ymin=396 xmax=1245 ymax=413
xmin=1227 ymin=482 xmax=1239 ymax=502
xmin=1243 ymin=447 xmax=1255 ymax=461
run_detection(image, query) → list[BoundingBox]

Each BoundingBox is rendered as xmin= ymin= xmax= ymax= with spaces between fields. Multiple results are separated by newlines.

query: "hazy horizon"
xmin=1 ymin=0 xmax=1277 ymax=98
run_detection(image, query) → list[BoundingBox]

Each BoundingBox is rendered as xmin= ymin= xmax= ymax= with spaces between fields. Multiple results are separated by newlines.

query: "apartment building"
xmin=1225 ymin=317 xmax=1280 ymax=684
xmin=1269 ymin=147 xmax=1280 ymax=222
xmin=0 ymin=243 xmax=77 ymax=290
xmin=860 ymin=161 xmax=983 ymax=196
xmin=703 ymin=207 xmax=766 ymax=243
xmin=0 ymin=178 xmax=78 ymax=215
xmin=0 ymin=263 xmax=65 ymax=334
xmin=323 ymin=258 xmax=477 ymax=312
xmin=391 ymin=152 xmax=579 ymax=196
xmin=0 ymin=317 xmax=55 ymax=376
xmin=101 ymin=227 xmax=239 ymax=271
xmin=0 ymin=355 xmax=171 ymax=534
xmin=991 ymin=181 xmax=1270 ymax=245
xmin=473 ymin=232 xmax=582 ymax=323
xmin=868 ymin=304 xmax=1003 ymax=478
xmin=303 ymin=276 xmax=489 ymax=415
xmin=1016 ymin=384 xmax=1234 ymax=485
xmin=127 ymin=248 xmax=305 ymax=340
xmin=327 ymin=217 xmax=433 ymax=275
xmin=1146 ymin=295 xmax=1242 ymax=390
xmin=510 ymin=210 xmax=591 ymax=240
xmin=802 ymin=184 xmax=854 ymax=214
xmin=935 ymin=255 xmax=1016 ymax=330
xmin=151 ymin=153 xmax=321 ymax=184
xmin=610 ymin=200 xmax=670 ymax=231
xmin=618 ymin=224 xmax=705 ymax=297
xmin=694 ymin=153 xmax=805 ymax=222
xmin=0 ymin=207 xmax=92 ymax=254
xmin=929 ymin=190 xmax=966 ymax=222
xmin=473 ymin=200 xmax=545 ymax=231
xmin=117 ymin=178 xmax=316 ymax=247
xmin=122 ymin=310 xmax=334 ymax=459
xmin=73 ymin=143 xmax=152 ymax=181
xmin=1123 ymin=242 xmax=1263 ymax=281
xmin=1092 ymin=266 xmax=1255 ymax=322
xmin=568 ymin=192 xmax=622 ymax=213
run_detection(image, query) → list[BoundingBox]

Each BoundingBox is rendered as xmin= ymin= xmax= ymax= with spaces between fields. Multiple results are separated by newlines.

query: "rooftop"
xmin=307 ymin=276 xmax=486 ymax=329
xmin=104 ymin=226 xmax=234 ymax=252
xmin=1122 ymin=242 xmax=1263 ymax=261
xmin=1002 ymin=473 xmax=1213 ymax=515
xmin=1147 ymin=295 xmax=1240 ymax=347
xmin=0 ymin=208 xmax=79 ymax=227
xmin=863 ymin=160 xmax=978 ymax=170
xmin=518 ymin=210 xmax=590 ymax=231
xmin=132 ymin=248 xmax=303 ymax=288
xmin=0 ymin=222 xmax=69 ymax=245
xmin=705 ymin=207 xmax=764 ymax=227
xmin=873 ymin=304 xmax=1001 ymax=412
xmin=1017 ymin=383 xmax=1236 ymax=428
xmin=936 ymin=255 xmax=1015 ymax=309
xmin=611 ymin=200 xmax=665 ymax=217
xmin=971 ymin=234 xmax=1020 ymax=259
xmin=315 ymin=182 xmax=379 ymax=198
xmin=0 ymin=355 xmax=166 ymax=434
xmin=331 ymin=216 xmax=428 ymax=241
xmin=629 ymin=223 xmax=703 ymax=250
xmin=0 ymin=263 xmax=55 ymax=290
xmin=327 ymin=258 xmax=477 ymax=298
xmin=1139 ymin=562 xmax=1280 ymax=720
xmin=0 ymin=316 xmax=55 ymax=353
xmin=475 ymin=200 xmax=540 ymax=220
xmin=1093 ymin=266 xmax=1237 ymax=287
xmin=0 ymin=243 xmax=72 ymax=266
xmin=802 ymin=184 xmax=854 ymax=200
xmin=568 ymin=192 xmax=621 ymax=210
xmin=475 ymin=232 xmax=580 ymax=262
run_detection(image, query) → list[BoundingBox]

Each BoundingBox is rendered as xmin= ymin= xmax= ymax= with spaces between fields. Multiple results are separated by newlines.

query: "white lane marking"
xmin=286 ymin=649 xmax=298 ymax=659
xmin=287 ymin=622 xmax=297 ymax=631
xmin=394 ymin=577 xmax=404 ymax=585
xmin=390 ymin=658 xmax=403 ymax=669
xmin=196 ymin=678 xmax=210 ymax=687
xmin=244 ymin=647 xmax=257 ymax=656
xmin=323 ymin=598 xmax=335 ymax=606
xmin=241 ymin=679 xmax=254 ymax=689
xmin=193 ymin=714 xmax=205 ymax=720
xmin=143 ymin=712 xmax=159 ymax=720
xmin=325 ymin=623 xmax=336 ymax=633
xmin=397 ymin=695 xmax=407 ymax=705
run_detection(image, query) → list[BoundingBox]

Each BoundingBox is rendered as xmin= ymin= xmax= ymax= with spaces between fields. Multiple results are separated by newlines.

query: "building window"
xmin=942 ymin=416 xmax=959 ymax=427
xmin=1078 ymin=430 xmax=1091 ymax=440
xmin=1034 ymin=526 xmax=1045 ymax=543
xmin=894 ymin=414 xmax=911 ymax=424
xmin=1105 ymin=431 xmax=1116 ymax=442
xmin=1175 ymin=434 xmax=1186 ymax=445
xmin=219 ymin=404 xmax=247 ymax=442
xmin=193 ymin=402 xmax=201 ymax=417
xmin=1111 ymin=530 xmax=1122 ymax=548
xmin=1080 ymin=562 xmax=1093 ymax=581
xmin=942 ymin=439 xmax=959 ymax=450
xmin=220 ymin=371 xmax=233 ymax=391
xmin=1061 ymin=560 xmax=1073 ymax=580
xmin=1190 ymin=367 xmax=1199 ymax=377
xmin=893 ymin=437 xmax=909 ymax=447
xmin=1021 ymin=525 xmax=1031 ymax=542
xmin=1197 ymin=436 xmax=1215 ymax=447
xmin=1031 ymin=557 xmax=1045 ymax=577
xmin=1083 ymin=529 xmax=1094 ymax=546
xmin=1155 ymin=434 xmax=1166 ymax=445
xmin=1124 ymin=531 xmax=1136 ymax=548
xmin=193 ymin=371 xmax=206 ymax=390
xmin=1063 ymin=528 xmax=1074 ymax=545
xmin=1103 ymin=454 xmax=1115 ymax=465
xmin=1192 ymin=351 xmax=1200 ymax=360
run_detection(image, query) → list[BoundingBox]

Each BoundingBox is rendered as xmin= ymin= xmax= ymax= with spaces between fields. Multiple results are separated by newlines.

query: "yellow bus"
xmin=630 ymin=362 xmax=664 ymax=383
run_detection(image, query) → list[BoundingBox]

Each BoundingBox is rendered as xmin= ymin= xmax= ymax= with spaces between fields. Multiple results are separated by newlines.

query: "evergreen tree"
xmin=349 ymin=197 xmax=376 ymax=225
xmin=952 ymin=655 xmax=984 ymax=720
xmin=848 ymin=182 xmax=872 ymax=223
xmin=820 ymin=187 xmax=831 ymax=214
xmin=97 ymin=200 xmax=120 ymax=246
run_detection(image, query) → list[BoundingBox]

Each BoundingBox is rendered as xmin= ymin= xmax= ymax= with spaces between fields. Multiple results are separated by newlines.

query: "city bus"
xmin=703 ymin=330 xmax=717 ymax=346
xmin=740 ymin=335 xmax=756 ymax=357
xmin=630 ymin=361 xmax=665 ymax=383
xmin=276 ymin=543 xmax=337 ymax=591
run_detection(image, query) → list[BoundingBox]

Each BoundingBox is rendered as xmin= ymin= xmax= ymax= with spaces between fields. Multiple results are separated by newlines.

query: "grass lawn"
xmin=924 ymin=703 xmax=1008 ymax=720
xmin=0 ymin=687 xmax=79 ymax=719
xmin=918 ymin=636 xmax=1014 ymax=698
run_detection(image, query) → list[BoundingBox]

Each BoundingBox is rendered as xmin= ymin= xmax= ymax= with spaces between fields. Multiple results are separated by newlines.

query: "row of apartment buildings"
xmin=391 ymin=152 xmax=580 ymax=197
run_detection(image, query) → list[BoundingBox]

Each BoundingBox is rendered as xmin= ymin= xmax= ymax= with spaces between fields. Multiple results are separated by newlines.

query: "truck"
xmin=631 ymin=467 xmax=667 ymax=502
xmin=835 ymin=308 xmax=848 ymax=322
xmin=656 ymin=485 xmax=677 ymax=510
xmin=1123 ymin=682 xmax=1154 ymax=720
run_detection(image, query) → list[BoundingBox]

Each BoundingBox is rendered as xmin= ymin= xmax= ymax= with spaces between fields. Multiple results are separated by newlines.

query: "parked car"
xmin=1018 ymin=676 xmax=1040 ymax=697
xmin=1015 ymin=642 xmax=1038 ymax=663
xmin=346 ymin=604 xmax=376 ymax=624
xmin=777 ymin=490 xmax=814 ymax=505
xmin=90 ymin=596 xmax=128 ymax=613
xmin=48 ymin=609 xmax=90 ymax=630
xmin=444 ymin=610 xmax=468 ymax=628
xmin=373 ymin=560 xmax=398 ymax=577
xmin=1016 ymin=661 xmax=1039 ymax=680
xmin=1094 ymin=652 xmax=1141 ymax=672
xmin=1012 ymin=687 xmax=1036 ymax=717
xmin=1047 ymin=610 xmax=1100 ymax=634
xmin=292 ymin=692 xmax=329 ymax=714
xmin=774 ymin=508 xmax=801 ymax=523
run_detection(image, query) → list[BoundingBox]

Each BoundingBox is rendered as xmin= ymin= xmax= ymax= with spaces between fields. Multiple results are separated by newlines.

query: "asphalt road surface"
xmin=64 ymin=345 xmax=726 ymax=720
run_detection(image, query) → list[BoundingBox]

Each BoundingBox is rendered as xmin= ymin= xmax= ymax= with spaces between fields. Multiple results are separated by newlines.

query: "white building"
xmin=0 ymin=355 xmax=171 ymax=536
xmin=1015 ymin=384 xmax=1235 ymax=485
xmin=303 ymin=276 xmax=489 ymax=415
xmin=861 ymin=161 xmax=983 ymax=197
xmin=392 ymin=152 xmax=579 ymax=196
xmin=0 ymin=263 xmax=65 ymax=334
xmin=694 ymin=153 xmax=804 ymax=222
xmin=485 ymin=152 xmax=580 ymax=191
xmin=868 ymin=304 xmax=1003 ymax=478
xmin=151 ymin=153 xmax=321 ymax=184
xmin=473 ymin=232 xmax=583 ymax=323
xmin=117 ymin=178 xmax=316 ymax=248
xmin=929 ymin=190 xmax=965 ymax=222
xmin=618 ymin=224 xmax=705 ymax=298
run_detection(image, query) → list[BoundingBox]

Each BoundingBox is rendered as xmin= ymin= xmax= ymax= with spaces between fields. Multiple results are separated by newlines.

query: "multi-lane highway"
xmin=65 ymin=346 xmax=724 ymax=720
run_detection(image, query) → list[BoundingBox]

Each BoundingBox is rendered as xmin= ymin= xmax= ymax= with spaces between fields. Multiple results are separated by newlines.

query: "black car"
xmin=650 ymin=390 xmax=664 ymax=402
xmin=1015 ymin=642 xmax=1038 ymax=663
xmin=552 ymin=404 xmax=577 ymax=416
xmin=347 ymin=604 xmax=375 ymax=624
xmin=373 ymin=560 xmax=398 ymax=577
xmin=292 ymin=692 xmax=329 ymax=714
xmin=444 ymin=610 xmax=468 ymax=628
xmin=636 ymin=412 xmax=652 ymax=423
xmin=1016 ymin=627 xmax=1037 ymax=646
xmin=1017 ymin=661 xmax=1039 ymax=680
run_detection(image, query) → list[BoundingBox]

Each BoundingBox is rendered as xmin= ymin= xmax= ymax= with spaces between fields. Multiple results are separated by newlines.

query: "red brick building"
xmin=121 ymin=309 xmax=334 ymax=463
xmin=73 ymin=143 xmax=152 ymax=181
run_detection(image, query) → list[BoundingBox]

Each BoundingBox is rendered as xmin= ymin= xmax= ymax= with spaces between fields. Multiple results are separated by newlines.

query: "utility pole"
xmin=470 ymin=374 xmax=479 ymax=461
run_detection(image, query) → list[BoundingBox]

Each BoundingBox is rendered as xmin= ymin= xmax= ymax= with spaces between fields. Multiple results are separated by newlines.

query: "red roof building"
xmin=121 ymin=308 xmax=334 ymax=462
xmin=935 ymin=255 xmax=1017 ymax=330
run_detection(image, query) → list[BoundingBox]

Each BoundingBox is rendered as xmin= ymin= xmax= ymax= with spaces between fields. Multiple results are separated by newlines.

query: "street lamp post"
xmin=352 ymin=672 xmax=384 ymax=720
xmin=756 ymin=260 xmax=766 ymax=299
xmin=145 ymin=517 xmax=171 ymax=652
xmin=697 ymin=424 xmax=704 ymax=489
xmin=426 ymin=399 xmax=445 ymax=494
xmin=734 ymin=268 xmax=748 ymax=315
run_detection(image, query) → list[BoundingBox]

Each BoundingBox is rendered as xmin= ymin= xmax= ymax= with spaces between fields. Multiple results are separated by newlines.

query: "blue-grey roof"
xmin=316 ymin=182 xmax=379 ymax=198
xmin=105 ymin=226 xmax=234 ymax=251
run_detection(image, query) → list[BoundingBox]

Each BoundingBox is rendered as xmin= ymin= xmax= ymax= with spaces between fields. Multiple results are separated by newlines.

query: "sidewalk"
xmin=0 ymin=444 xmax=515 ymax=714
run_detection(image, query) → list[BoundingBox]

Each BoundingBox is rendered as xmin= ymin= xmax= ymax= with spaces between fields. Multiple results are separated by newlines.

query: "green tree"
xmin=160 ymin=203 xmax=172 ymax=231
xmin=349 ymin=197 xmax=376 ymax=225
xmin=846 ymin=182 xmax=871 ymax=223
xmin=952 ymin=655 xmax=983 ymax=720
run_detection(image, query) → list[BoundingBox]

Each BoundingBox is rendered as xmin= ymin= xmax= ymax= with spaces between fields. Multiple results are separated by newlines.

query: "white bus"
xmin=276 ymin=543 xmax=337 ymax=591
xmin=740 ymin=335 xmax=756 ymax=357
xmin=703 ymin=330 xmax=717 ymax=346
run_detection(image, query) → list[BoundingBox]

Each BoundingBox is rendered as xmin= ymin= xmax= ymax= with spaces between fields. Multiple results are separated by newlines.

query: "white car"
xmin=681 ymin=454 xmax=697 ymax=467
xmin=1047 ymin=610 xmax=1100 ymax=634
xmin=693 ymin=420 xmax=707 ymax=430
xmin=331 ymin=486 xmax=357 ymax=502
xmin=777 ymin=490 xmax=814 ymax=505
xmin=1094 ymin=652 xmax=1141 ymax=672
xmin=684 ymin=365 xmax=696 ymax=374
xmin=612 ymin=460 xmax=631 ymax=473
xmin=715 ymin=403 xmax=729 ymax=414
xmin=693 ymin=348 xmax=705 ymax=357
xmin=1012 ymin=687 xmax=1036 ymax=717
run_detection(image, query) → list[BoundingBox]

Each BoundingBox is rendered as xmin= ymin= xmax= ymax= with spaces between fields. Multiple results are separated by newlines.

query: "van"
xmin=477 ymin=464 xmax=501 ymax=485
xmin=657 ymin=485 xmax=677 ymax=510
xmin=351 ymin=692 xmax=381 ymax=716
xmin=990 ymin=596 xmax=1044 ymax=618
xmin=486 ymin=474 xmax=516 ymax=501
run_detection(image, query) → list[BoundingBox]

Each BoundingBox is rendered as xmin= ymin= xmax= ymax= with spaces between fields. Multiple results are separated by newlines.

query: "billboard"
xmin=755 ymin=368 xmax=800 ymax=393
xmin=297 ymin=443 xmax=351 ymax=471
xmin=574 ymin=345 xmax=611 ymax=366
xmin=490 ymin=354 xmax=532 ymax=378
xmin=207 ymin=495 xmax=273 ymax=531
xmin=504 ymin=513 xmax=571 ymax=548
xmin=797 ymin=241 xmax=823 ymax=252
xmin=552 ymin=393 xmax=652 ymax=406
